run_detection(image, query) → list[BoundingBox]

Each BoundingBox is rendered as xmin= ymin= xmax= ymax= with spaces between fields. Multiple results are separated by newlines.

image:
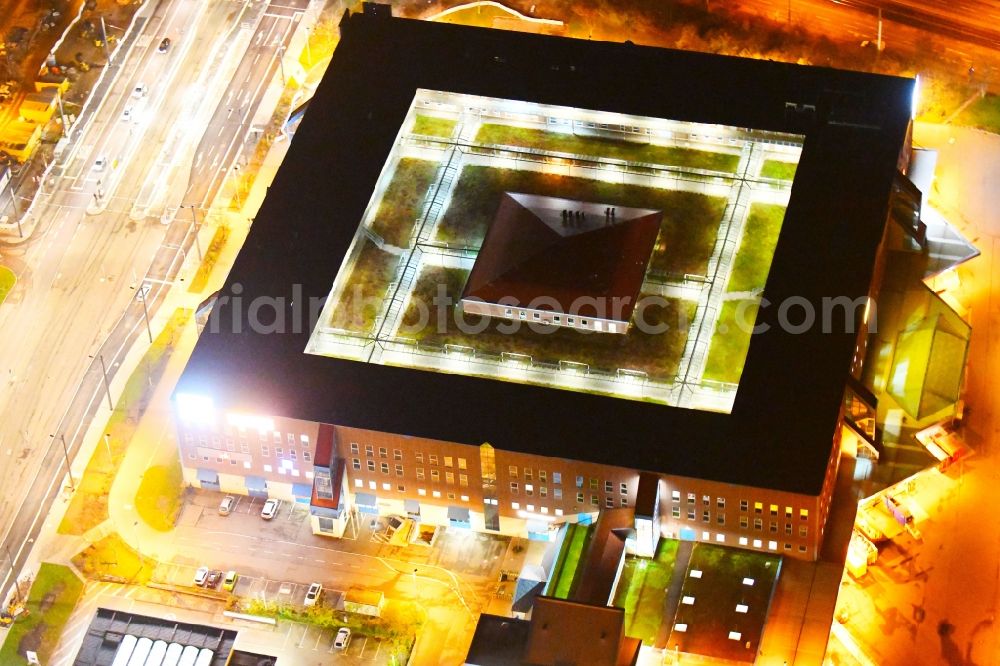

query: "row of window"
xmin=502 ymin=307 xmax=595 ymax=329
xmin=352 ymin=477 xmax=470 ymax=502
xmin=668 ymin=505 xmax=809 ymax=537
xmin=510 ymin=502 xmax=565 ymax=516
xmin=670 ymin=491 xmax=809 ymax=522
xmin=672 ymin=530 xmax=809 ymax=554
xmin=187 ymin=450 xmax=314 ymax=480
xmin=348 ymin=443 xmax=469 ymax=470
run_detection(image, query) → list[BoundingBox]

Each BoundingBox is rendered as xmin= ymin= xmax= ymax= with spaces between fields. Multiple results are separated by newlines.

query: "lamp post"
xmin=93 ymin=354 xmax=113 ymax=410
xmin=277 ymin=45 xmax=286 ymax=85
xmin=186 ymin=205 xmax=203 ymax=260
xmin=51 ymin=434 xmax=75 ymax=491
xmin=134 ymin=284 xmax=152 ymax=343
xmin=103 ymin=433 xmax=113 ymax=461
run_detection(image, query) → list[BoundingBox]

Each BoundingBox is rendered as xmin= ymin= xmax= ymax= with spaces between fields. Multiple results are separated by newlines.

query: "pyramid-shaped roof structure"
xmin=461 ymin=192 xmax=662 ymax=323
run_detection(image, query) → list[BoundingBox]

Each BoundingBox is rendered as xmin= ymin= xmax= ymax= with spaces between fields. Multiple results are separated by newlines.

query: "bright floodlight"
xmin=176 ymin=393 xmax=215 ymax=425
xmin=728 ymin=631 xmax=742 ymax=641
xmin=226 ymin=412 xmax=275 ymax=432
xmin=736 ymin=604 xmax=749 ymax=614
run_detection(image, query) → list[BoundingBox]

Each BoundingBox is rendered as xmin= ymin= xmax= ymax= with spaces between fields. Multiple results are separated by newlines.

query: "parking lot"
xmin=275 ymin=621 xmax=388 ymax=664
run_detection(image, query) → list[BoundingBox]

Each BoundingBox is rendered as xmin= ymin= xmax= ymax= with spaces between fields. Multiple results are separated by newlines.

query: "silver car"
xmin=260 ymin=498 xmax=280 ymax=520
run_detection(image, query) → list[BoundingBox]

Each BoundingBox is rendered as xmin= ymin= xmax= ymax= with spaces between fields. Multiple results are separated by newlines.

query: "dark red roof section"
xmin=461 ymin=193 xmax=661 ymax=321
xmin=315 ymin=423 xmax=336 ymax=468
xmin=571 ymin=508 xmax=634 ymax=607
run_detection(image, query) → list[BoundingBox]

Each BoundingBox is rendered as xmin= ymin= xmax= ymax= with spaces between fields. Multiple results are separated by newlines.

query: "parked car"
xmin=260 ymin=498 xmax=280 ymax=520
xmin=93 ymin=155 xmax=108 ymax=171
xmin=204 ymin=570 xmax=222 ymax=589
xmin=333 ymin=627 xmax=351 ymax=650
xmin=218 ymin=495 xmax=235 ymax=516
xmin=304 ymin=582 xmax=322 ymax=607
xmin=157 ymin=37 xmax=170 ymax=53
xmin=120 ymin=106 xmax=132 ymax=122
xmin=222 ymin=570 xmax=238 ymax=592
xmin=132 ymin=82 xmax=148 ymax=98
xmin=193 ymin=566 xmax=209 ymax=587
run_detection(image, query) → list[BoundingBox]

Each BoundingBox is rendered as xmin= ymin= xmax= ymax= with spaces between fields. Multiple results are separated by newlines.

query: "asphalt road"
xmin=0 ymin=0 xmax=296 ymax=605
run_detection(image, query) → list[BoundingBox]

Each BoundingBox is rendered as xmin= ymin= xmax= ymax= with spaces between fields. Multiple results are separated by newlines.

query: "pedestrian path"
xmin=654 ymin=539 xmax=694 ymax=649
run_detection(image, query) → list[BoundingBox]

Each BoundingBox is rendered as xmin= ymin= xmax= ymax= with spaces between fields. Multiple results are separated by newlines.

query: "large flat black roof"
xmin=175 ymin=9 xmax=913 ymax=495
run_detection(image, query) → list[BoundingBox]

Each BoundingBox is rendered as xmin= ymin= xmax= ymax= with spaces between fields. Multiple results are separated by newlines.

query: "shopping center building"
xmin=172 ymin=7 xmax=923 ymax=562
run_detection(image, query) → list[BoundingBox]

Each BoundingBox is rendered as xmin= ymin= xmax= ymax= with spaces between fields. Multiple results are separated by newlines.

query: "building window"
xmin=800 ymin=509 xmax=809 ymax=521
xmin=447 ymin=492 xmax=456 ymax=500
xmin=754 ymin=502 xmax=763 ymax=514
xmin=368 ymin=481 xmax=376 ymax=490
xmin=354 ymin=478 xmax=362 ymax=488
xmin=785 ymin=506 xmax=793 ymax=518
xmin=446 ymin=472 xmax=455 ymax=484
xmin=366 ymin=460 xmax=375 ymax=472
xmin=395 ymin=464 xmax=404 ymax=477
xmin=301 ymin=434 xmax=309 ymax=447
xmin=275 ymin=447 xmax=283 ymax=459
xmin=461 ymin=495 xmax=469 ymax=502
xmin=577 ymin=492 xmax=585 ymax=503
xmin=620 ymin=483 xmax=628 ymax=495
xmin=525 ymin=484 xmax=533 ymax=496
xmin=398 ymin=484 xmax=406 ymax=492
xmin=272 ymin=432 xmax=281 ymax=444
xmin=288 ymin=449 xmax=297 ymax=460
xmin=432 ymin=491 xmax=441 ymax=498
xmin=458 ymin=458 xmax=467 ymax=470
xmin=415 ymin=452 xmax=424 ymax=463
xmin=509 ymin=466 xmax=518 ymax=479
xmin=740 ymin=516 xmax=749 ymax=529
xmin=431 ymin=470 xmax=440 ymax=482
xmin=717 ymin=497 xmax=726 ymax=509
xmin=770 ymin=522 xmax=778 ymax=533
xmin=378 ymin=447 xmax=387 ymax=458
xmin=799 ymin=526 xmax=808 ymax=537
xmin=672 ymin=506 xmax=681 ymax=518
xmin=393 ymin=449 xmax=402 ymax=460
xmin=552 ymin=472 xmax=561 ymax=484
xmin=717 ymin=514 xmax=725 ymax=525
xmin=225 ymin=438 xmax=235 ymax=452
xmin=784 ymin=543 xmax=792 ymax=551
xmin=590 ymin=478 xmax=599 ymax=491
xmin=754 ymin=518 xmax=762 ymax=531
xmin=770 ymin=504 xmax=778 ymax=516
xmin=688 ymin=493 xmax=696 ymax=505
xmin=429 ymin=454 xmax=439 ymax=465
xmin=303 ymin=451 xmax=311 ymax=462
xmin=687 ymin=508 xmax=696 ymax=520
xmin=556 ymin=508 xmax=564 ymax=516
xmin=753 ymin=539 xmax=763 ymax=549
xmin=606 ymin=497 xmax=614 ymax=508
xmin=739 ymin=537 xmax=748 ymax=546
xmin=703 ymin=495 xmax=711 ymax=506
xmin=539 ymin=470 xmax=547 ymax=483
xmin=382 ymin=483 xmax=391 ymax=491
xmin=418 ymin=488 xmax=426 ymax=496
xmin=604 ymin=480 xmax=613 ymax=493
xmin=444 ymin=456 xmax=453 ymax=468
xmin=512 ymin=502 xmax=520 ymax=510
xmin=591 ymin=495 xmax=599 ymax=506
xmin=799 ymin=545 xmax=807 ymax=553
xmin=261 ymin=445 xmax=270 ymax=457
xmin=540 ymin=486 xmax=547 ymax=498
xmin=380 ymin=462 xmax=389 ymax=475
xmin=702 ymin=510 xmax=710 ymax=523
xmin=740 ymin=499 xmax=748 ymax=512
xmin=553 ymin=488 xmax=562 ymax=500
xmin=460 ymin=474 xmax=468 ymax=487
xmin=350 ymin=442 xmax=359 ymax=454
xmin=785 ymin=524 xmax=792 ymax=535
xmin=416 ymin=467 xmax=425 ymax=480
xmin=524 ymin=468 xmax=533 ymax=481
xmin=365 ymin=444 xmax=373 ymax=457
xmin=672 ymin=490 xmax=681 ymax=502
xmin=511 ymin=482 xmax=519 ymax=493
xmin=621 ymin=498 xmax=628 ymax=507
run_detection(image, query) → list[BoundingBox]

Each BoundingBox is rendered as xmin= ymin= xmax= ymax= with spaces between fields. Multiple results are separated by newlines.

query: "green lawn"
xmin=759 ymin=160 xmax=797 ymax=181
xmin=549 ymin=523 xmax=593 ymax=599
xmin=0 ymin=266 xmax=15 ymax=305
xmin=668 ymin=543 xmax=780 ymax=662
xmin=58 ymin=309 xmax=190 ymax=535
xmin=399 ymin=266 xmax=696 ymax=380
xmin=0 ymin=564 xmax=83 ymax=664
xmin=370 ymin=158 xmax=441 ymax=247
xmin=475 ymin=124 xmax=740 ymax=173
xmin=135 ymin=456 xmax=184 ymax=531
xmin=702 ymin=299 xmax=759 ymax=385
xmin=329 ymin=240 xmax=399 ymax=334
xmin=71 ymin=534 xmax=156 ymax=585
xmin=612 ymin=539 xmax=679 ymax=645
xmin=411 ymin=114 xmax=457 ymax=138
xmin=727 ymin=203 xmax=786 ymax=293
xmin=435 ymin=165 xmax=727 ymax=277
xmin=956 ymin=93 xmax=1000 ymax=134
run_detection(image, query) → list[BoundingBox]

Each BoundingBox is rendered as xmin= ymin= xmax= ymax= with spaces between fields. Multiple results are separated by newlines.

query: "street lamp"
xmin=277 ymin=45 xmax=286 ymax=85
xmin=90 ymin=354 xmax=113 ymax=410
xmin=50 ymin=433 xmax=75 ymax=491
xmin=131 ymin=283 xmax=152 ymax=343
xmin=182 ymin=205 xmax=203 ymax=260
xmin=103 ymin=433 xmax=113 ymax=461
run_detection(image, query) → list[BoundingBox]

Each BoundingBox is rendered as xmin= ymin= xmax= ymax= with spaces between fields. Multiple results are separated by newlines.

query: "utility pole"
xmin=55 ymin=88 xmax=69 ymax=134
xmin=52 ymin=434 xmax=75 ymax=490
xmin=188 ymin=206 xmax=203 ymax=260
xmin=100 ymin=17 xmax=112 ymax=64
xmin=96 ymin=354 xmax=113 ymax=410
xmin=137 ymin=285 xmax=152 ymax=343
xmin=278 ymin=45 xmax=286 ymax=85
